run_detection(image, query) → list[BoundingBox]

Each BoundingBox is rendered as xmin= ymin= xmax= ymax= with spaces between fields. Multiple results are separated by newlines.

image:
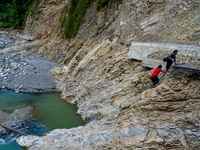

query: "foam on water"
xmin=0 ymin=139 xmax=5 ymax=144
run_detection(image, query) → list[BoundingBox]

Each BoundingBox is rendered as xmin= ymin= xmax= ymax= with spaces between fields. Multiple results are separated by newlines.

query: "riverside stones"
xmin=0 ymin=30 xmax=57 ymax=93
xmin=0 ymin=107 xmax=33 ymax=135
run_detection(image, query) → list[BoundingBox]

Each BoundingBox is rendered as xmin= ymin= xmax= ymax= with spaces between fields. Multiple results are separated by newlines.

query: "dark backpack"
xmin=163 ymin=57 xmax=168 ymax=62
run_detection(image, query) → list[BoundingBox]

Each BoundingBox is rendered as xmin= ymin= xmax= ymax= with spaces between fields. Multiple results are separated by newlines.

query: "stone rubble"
xmin=0 ymin=107 xmax=33 ymax=135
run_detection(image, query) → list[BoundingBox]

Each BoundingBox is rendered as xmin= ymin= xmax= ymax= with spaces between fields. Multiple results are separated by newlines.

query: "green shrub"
xmin=96 ymin=0 xmax=110 ymax=10
xmin=96 ymin=0 xmax=122 ymax=10
xmin=61 ymin=0 xmax=94 ymax=39
xmin=61 ymin=0 xmax=123 ymax=39
xmin=1 ymin=23 xmax=12 ymax=28
xmin=0 ymin=0 xmax=36 ymax=29
xmin=11 ymin=0 xmax=36 ymax=28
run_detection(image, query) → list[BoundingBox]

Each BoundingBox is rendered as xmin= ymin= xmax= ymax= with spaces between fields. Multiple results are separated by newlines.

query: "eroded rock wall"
xmin=21 ymin=0 xmax=68 ymax=61
xmin=18 ymin=69 xmax=200 ymax=149
xmin=17 ymin=0 xmax=200 ymax=149
xmin=22 ymin=0 xmax=200 ymax=61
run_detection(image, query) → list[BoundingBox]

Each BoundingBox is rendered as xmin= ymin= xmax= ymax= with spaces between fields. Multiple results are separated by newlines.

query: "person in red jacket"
xmin=149 ymin=65 xmax=167 ymax=87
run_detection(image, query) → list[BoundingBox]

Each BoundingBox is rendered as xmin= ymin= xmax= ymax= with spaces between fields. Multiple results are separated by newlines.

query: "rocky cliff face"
xmin=17 ymin=0 xmax=200 ymax=149
xmin=18 ymin=72 xmax=200 ymax=149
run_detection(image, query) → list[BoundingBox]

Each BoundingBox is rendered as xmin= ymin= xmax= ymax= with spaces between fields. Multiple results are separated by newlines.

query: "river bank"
xmin=0 ymin=89 xmax=84 ymax=150
xmin=0 ymin=30 xmax=57 ymax=93
xmin=0 ymin=29 xmax=86 ymax=150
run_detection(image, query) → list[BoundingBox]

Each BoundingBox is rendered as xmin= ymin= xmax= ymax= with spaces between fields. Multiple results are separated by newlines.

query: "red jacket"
xmin=149 ymin=68 xmax=166 ymax=79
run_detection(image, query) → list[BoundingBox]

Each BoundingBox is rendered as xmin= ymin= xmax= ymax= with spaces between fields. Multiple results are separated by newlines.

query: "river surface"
xmin=0 ymin=90 xmax=84 ymax=150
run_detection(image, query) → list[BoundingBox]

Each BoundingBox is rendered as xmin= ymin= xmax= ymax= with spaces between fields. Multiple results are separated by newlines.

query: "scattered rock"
xmin=0 ymin=107 xmax=33 ymax=135
xmin=0 ymin=31 xmax=58 ymax=93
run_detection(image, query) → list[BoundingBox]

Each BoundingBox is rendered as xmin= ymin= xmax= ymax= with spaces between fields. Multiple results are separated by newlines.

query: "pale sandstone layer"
xmin=17 ymin=0 xmax=200 ymax=149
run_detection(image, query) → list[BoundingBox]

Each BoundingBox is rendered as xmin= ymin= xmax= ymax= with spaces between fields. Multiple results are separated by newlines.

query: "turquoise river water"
xmin=0 ymin=89 xmax=84 ymax=150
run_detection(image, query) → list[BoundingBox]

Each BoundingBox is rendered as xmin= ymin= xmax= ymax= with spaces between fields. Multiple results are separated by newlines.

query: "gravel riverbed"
xmin=0 ymin=30 xmax=57 ymax=93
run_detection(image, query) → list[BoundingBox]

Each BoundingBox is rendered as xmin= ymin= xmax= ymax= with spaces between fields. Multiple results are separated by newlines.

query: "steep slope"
xmin=18 ymin=71 xmax=200 ymax=149
xmin=17 ymin=0 xmax=200 ymax=149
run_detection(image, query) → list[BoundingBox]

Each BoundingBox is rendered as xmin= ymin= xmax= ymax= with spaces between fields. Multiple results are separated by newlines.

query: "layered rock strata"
xmin=17 ymin=0 xmax=200 ymax=149
xmin=18 ymin=66 xmax=200 ymax=149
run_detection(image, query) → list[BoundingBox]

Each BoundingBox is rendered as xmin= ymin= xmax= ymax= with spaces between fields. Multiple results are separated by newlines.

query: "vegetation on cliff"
xmin=96 ymin=0 xmax=122 ymax=10
xmin=61 ymin=0 xmax=94 ymax=39
xmin=61 ymin=0 xmax=121 ymax=39
xmin=0 ymin=0 xmax=36 ymax=29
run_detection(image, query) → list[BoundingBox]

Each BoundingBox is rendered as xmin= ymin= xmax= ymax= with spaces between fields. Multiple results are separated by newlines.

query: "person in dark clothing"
xmin=149 ymin=65 xmax=166 ymax=87
xmin=166 ymin=50 xmax=178 ymax=70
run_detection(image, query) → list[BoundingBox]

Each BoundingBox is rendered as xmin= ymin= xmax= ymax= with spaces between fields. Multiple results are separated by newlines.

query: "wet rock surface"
xmin=0 ymin=30 xmax=57 ymax=93
xmin=0 ymin=107 xmax=33 ymax=135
